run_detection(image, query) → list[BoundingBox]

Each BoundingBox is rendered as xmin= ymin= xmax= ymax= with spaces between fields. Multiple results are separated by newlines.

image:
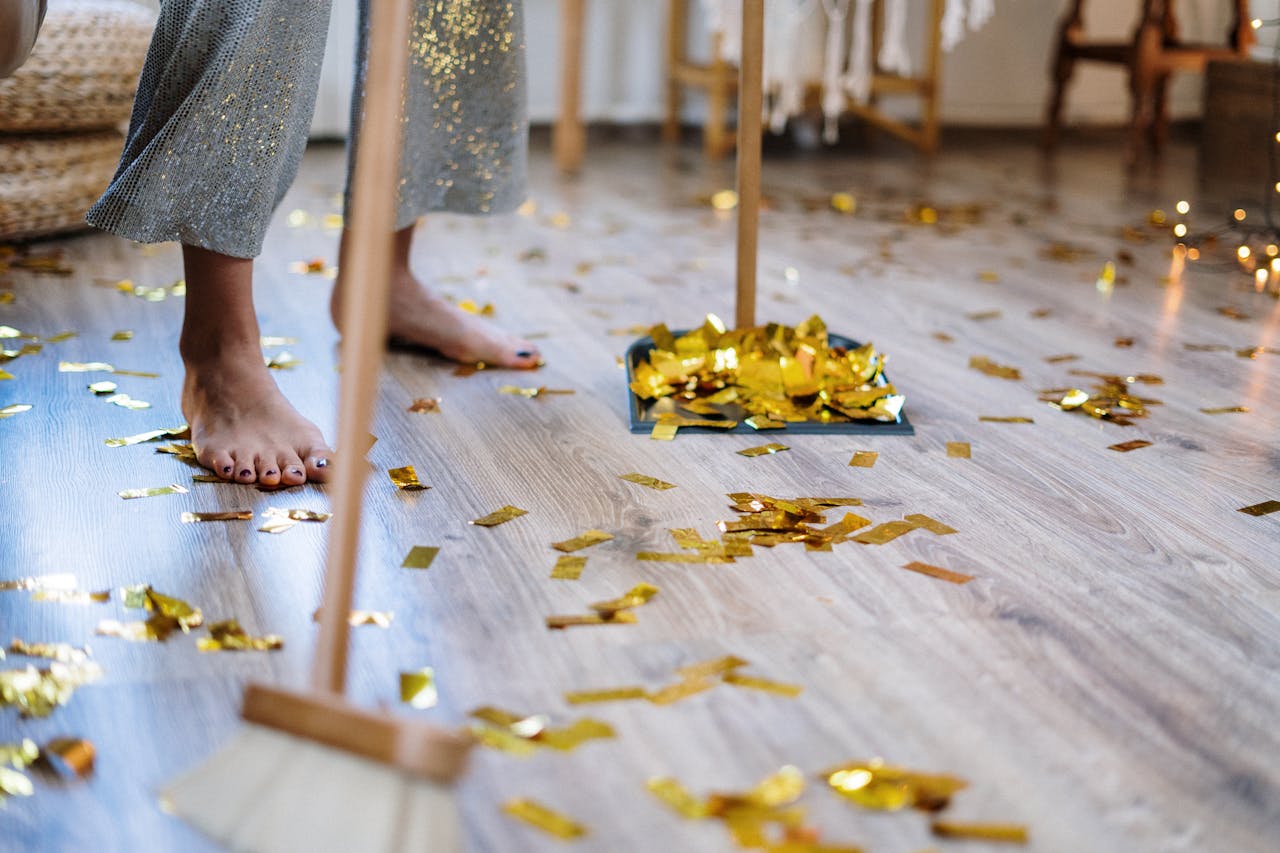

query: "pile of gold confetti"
xmin=628 ymin=314 xmax=905 ymax=433
xmin=1040 ymin=370 xmax=1162 ymax=426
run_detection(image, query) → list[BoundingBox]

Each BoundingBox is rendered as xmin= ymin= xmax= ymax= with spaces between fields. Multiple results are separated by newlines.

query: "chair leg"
xmin=703 ymin=32 xmax=734 ymax=160
xmin=1150 ymin=72 xmax=1171 ymax=153
xmin=663 ymin=0 xmax=686 ymax=143
xmin=1043 ymin=1 xmax=1085 ymax=150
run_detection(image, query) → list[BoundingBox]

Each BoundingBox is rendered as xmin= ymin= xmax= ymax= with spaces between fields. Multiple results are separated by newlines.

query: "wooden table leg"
xmin=554 ymin=0 xmax=587 ymax=174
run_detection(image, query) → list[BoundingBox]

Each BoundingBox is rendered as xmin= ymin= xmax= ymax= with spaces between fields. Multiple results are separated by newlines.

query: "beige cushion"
xmin=0 ymin=131 xmax=123 ymax=240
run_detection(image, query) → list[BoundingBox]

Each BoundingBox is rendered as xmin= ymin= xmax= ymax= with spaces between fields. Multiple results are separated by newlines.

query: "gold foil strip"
xmin=564 ymin=686 xmax=648 ymax=704
xmin=848 ymin=451 xmax=878 ymax=468
xmin=96 ymin=618 xmax=178 ymax=642
xmin=1108 ymin=440 xmax=1152 ymax=452
xmin=43 ymin=331 xmax=77 ymax=343
xmin=1044 ymin=354 xmax=1080 ymax=363
xmin=818 ymin=513 xmax=873 ymax=542
xmin=104 ymin=425 xmax=189 ymax=446
xmin=546 ymin=612 xmax=637 ymax=629
xmin=118 ymin=484 xmax=188 ymax=500
xmin=502 ymin=798 xmax=587 ymax=839
xmin=103 ymin=392 xmax=151 ymax=410
xmin=401 ymin=546 xmax=439 ymax=570
xmin=930 ymin=821 xmax=1028 ymax=843
xmin=852 ymin=521 xmax=918 ymax=545
xmin=180 ymin=510 xmax=252 ymax=523
xmin=825 ymin=759 xmax=968 ymax=812
xmin=968 ymin=356 xmax=1021 ymax=380
xmin=0 ymin=573 xmax=76 ymax=592
xmin=0 ymin=368 xmax=11 ymax=380
xmin=258 ymin=507 xmax=331 ymax=533
xmin=388 ymin=465 xmax=430 ymax=491
xmin=122 ymin=585 xmax=204 ymax=630
xmin=589 ymin=583 xmax=659 ymax=616
xmin=86 ymin=381 xmax=117 ymax=395
xmin=738 ymin=443 xmax=789 ymax=457
xmin=1238 ymin=500 xmax=1280 ymax=516
xmin=1199 ymin=406 xmax=1249 ymax=415
xmin=1184 ymin=343 xmax=1231 ymax=352
xmin=470 ymin=505 xmax=528 ymax=527
xmin=902 ymin=561 xmax=975 ymax=584
xmin=196 ymin=620 xmax=283 ymax=652
xmin=745 ymin=415 xmax=786 ymax=430
xmin=619 ymin=472 xmax=676 ymax=490
xmin=552 ymin=529 xmax=613 ymax=553
xmin=550 ymin=555 xmax=587 ymax=580
xmin=9 ymin=639 xmax=89 ymax=664
xmin=648 ymin=678 xmax=715 ymax=705
xmin=457 ymin=299 xmax=495 ymax=316
xmin=58 ymin=361 xmax=158 ymax=378
xmin=111 ymin=330 xmax=134 ymax=342
xmin=979 ymin=416 xmax=1033 ymax=423
xmin=407 ymin=397 xmax=441 ymax=413
xmin=651 ymin=422 xmax=679 ymax=441
xmin=156 ymin=442 xmax=198 ymax=464
xmin=636 ymin=551 xmax=735 ymax=564
xmin=43 ymin=737 xmax=95 ymax=779
xmin=721 ymin=672 xmax=803 ymax=697
xmin=311 ymin=609 xmax=393 ymax=628
xmin=498 ymin=385 xmax=574 ymax=398
xmin=677 ymin=655 xmax=749 ymax=680
xmin=399 ymin=668 xmax=437 ymax=709
xmin=259 ymin=335 xmax=298 ymax=347
xmin=264 ymin=352 xmax=300 ymax=370
xmin=904 ymin=514 xmax=957 ymax=535
xmin=966 ymin=310 xmax=1001 ymax=321
xmin=537 ymin=718 xmax=616 ymax=751
xmin=32 ymin=589 xmax=110 ymax=604
xmin=191 ymin=474 xmax=222 ymax=483
xmin=0 ymin=739 xmax=38 ymax=801
xmin=0 ymin=662 xmax=102 ymax=718
xmin=932 ymin=331 xmax=955 ymax=343
xmin=471 ymin=724 xmax=538 ymax=756
xmin=647 ymin=777 xmax=710 ymax=819
xmin=0 ymin=403 xmax=32 ymax=419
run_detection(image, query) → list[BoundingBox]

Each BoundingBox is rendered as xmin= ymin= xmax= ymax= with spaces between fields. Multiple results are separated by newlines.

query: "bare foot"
xmin=182 ymin=352 xmax=333 ymax=487
xmin=333 ymin=225 xmax=541 ymax=369
xmin=179 ymin=244 xmax=333 ymax=486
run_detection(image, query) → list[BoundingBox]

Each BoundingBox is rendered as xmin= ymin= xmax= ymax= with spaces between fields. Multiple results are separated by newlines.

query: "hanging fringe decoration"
xmin=941 ymin=0 xmax=968 ymax=51
xmin=877 ymin=0 xmax=911 ymax=77
xmin=842 ymin=0 xmax=875 ymax=105
xmin=820 ymin=0 xmax=852 ymax=142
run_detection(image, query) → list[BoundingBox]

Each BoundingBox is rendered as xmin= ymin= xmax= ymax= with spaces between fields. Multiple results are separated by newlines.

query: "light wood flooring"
xmin=1 ymin=131 xmax=1278 ymax=852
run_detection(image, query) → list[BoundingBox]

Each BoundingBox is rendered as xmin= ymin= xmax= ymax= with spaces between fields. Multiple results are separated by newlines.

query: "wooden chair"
xmin=1044 ymin=0 xmax=1256 ymax=160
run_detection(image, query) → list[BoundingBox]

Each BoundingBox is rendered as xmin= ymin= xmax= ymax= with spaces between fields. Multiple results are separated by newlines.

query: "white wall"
xmin=301 ymin=1 xmax=1273 ymax=137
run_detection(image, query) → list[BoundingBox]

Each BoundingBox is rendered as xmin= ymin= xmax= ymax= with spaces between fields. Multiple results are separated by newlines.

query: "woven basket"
xmin=0 ymin=0 xmax=154 ymax=133
xmin=0 ymin=131 xmax=123 ymax=240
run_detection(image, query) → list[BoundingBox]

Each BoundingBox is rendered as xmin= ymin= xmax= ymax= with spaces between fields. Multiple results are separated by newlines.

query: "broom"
xmin=161 ymin=1 xmax=474 ymax=849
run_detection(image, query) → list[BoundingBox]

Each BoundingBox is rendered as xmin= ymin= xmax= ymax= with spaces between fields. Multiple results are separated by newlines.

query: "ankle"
xmin=179 ymin=331 xmax=261 ymax=367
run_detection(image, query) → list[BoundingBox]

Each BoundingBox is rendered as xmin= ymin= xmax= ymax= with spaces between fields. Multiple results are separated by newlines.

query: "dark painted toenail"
xmin=266 ymin=470 xmax=277 ymax=476
xmin=290 ymin=467 xmax=303 ymax=475
xmin=315 ymin=458 xmax=328 ymax=468
xmin=240 ymin=469 xmax=252 ymax=477
xmin=223 ymin=466 xmax=232 ymax=473
xmin=516 ymin=350 xmax=534 ymax=358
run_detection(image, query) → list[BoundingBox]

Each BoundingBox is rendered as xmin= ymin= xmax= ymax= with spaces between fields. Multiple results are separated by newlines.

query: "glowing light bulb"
xmin=1188 ymin=247 xmax=1201 ymax=261
xmin=1173 ymin=223 xmax=1188 ymax=237
xmin=1175 ymin=200 xmax=1190 ymax=215
xmin=1267 ymin=244 xmax=1279 ymax=257
xmin=1237 ymin=246 xmax=1251 ymax=261
xmin=1233 ymin=209 xmax=1247 ymax=221
xmin=1257 ymin=269 xmax=1269 ymax=288
xmin=1253 ymin=18 xmax=1263 ymax=29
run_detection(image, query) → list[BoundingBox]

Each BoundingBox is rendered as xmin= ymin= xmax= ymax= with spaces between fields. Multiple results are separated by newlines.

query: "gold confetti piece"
xmin=407 ymin=397 xmax=441 ymax=413
xmin=0 ymin=574 xmax=76 ymax=593
xmin=969 ymin=356 xmax=1021 ymax=380
xmin=502 ymin=798 xmax=587 ymax=839
xmin=565 ymin=686 xmax=648 ymax=704
xmin=825 ymin=759 xmax=968 ymax=812
xmin=650 ymin=422 xmax=679 ymax=440
xmin=744 ymin=415 xmax=786 ymax=430
xmin=1108 ymin=440 xmax=1152 ymax=452
xmin=325 ymin=610 xmax=394 ymax=628
xmin=41 ymin=737 xmax=95 ymax=779
xmin=102 ymin=392 xmax=151 ymax=410
xmin=469 ymin=726 xmax=537 ymax=755
xmin=196 ymin=619 xmax=283 ymax=652
xmin=401 ymin=546 xmax=439 ymax=570
xmin=122 ymin=585 xmax=204 ymax=631
xmin=191 ymin=474 xmax=222 ymax=483
xmin=180 ymin=510 xmax=252 ymax=523
xmin=323 ymin=213 xmax=343 ymax=229
xmin=904 ymin=514 xmax=957 ymax=535
xmin=589 ymin=583 xmax=659 ymax=616
xmin=32 ymin=589 xmax=110 ymax=605
xmin=852 ymin=521 xmax=918 ymax=545
xmin=1184 ymin=343 xmax=1231 ymax=352
xmin=388 ymin=465 xmax=429 ymax=491
xmin=87 ymin=380 xmax=117 ymax=395
xmin=399 ymin=668 xmax=437 ymax=709
xmin=264 ymin=351 xmax=300 ymax=370
xmin=738 ymin=443 xmax=789 ymax=457
xmin=830 ymin=192 xmax=857 ymax=213
xmin=1114 ymin=336 xmax=1135 ymax=348
xmin=156 ymin=442 xmax=198 ymax=464
xmin=0 ymin=326 xmax=21 ymax=338
xmin=552 ymin=529 xmax=613 ymax=553
xmin=946 ymin=441 xmax=971 ymax=458
xmin=979 ymin=416 xmax=1034 ymax=423
xmin=721 ymin=672 xmax=803 ymax=697
xmin=648 ymin=678 xmax=716 ymax=705
xmin=546 ymin=612 xmax=638 ymax=629
xmin=965 ymin=310 xmax=1001 ymax=321
xmin=286 ymin=209 xmax=313 ymax=227
xmin=902 ymin=561 xmax=975 ymax=584
xmin=1217 ymin=306 xmax=1249 ymax=321
xmin=96 ymin=618 xmax=177 ymax=643
xmin=647 ymin=777 xmax=709 ymax=819
xmin=618 ymin=472 xmax=676 ymax=490
xmin=1044 ymin=354 xmax=1080 ymax=364
xmin=258 ymin=507 xmax=331 ymax=533
xmin=0 ymin=291 xmax=11 ymax=304
xmin=456 ymin=299 xmax=495 ymax=316
xmin=0 ymin=403 xmax=32 ymax=419
xmin=637 ymin=551 xmax=735 ymax=564
xmin=259 ymin=335 xmax=298 ymax=347
xmin=0 ymin=661 xmax=102 ymax=718
xmin=43 ymin=331 xmax=77 ymax=343
xmin=978 ymin=270 xmax=1000 ymax=283
xmin=110 ymin=330 xmax=134 ymax=342
xmin=537 ymin=718 xmax=616 ymax=751
xmin=550 ymin=556 xmax=587 ymax=580
xmin=104 ymin=425 xmax=189 ymax=446
xmin=0 ymin=368 xmax=11 ymax=380
xmin=470 ymin=505 xmax=528 ymax=527
xmin=1029 ymin=308 xmax=1052 ymax=319
xmin=1200 ymin=406 xmax=1249 ymax=415
xmin=677 ymin=655 xmax=749 ymax=680
xmin=848 ymin=451 xmax=878 ymax=468
xmin=1238 ymin=500 xmax=1280 ymax=516
xmin=932 ymin=331 xmax=955 ymax=343
xmin=498 ymin=384 xmax=574 ymax=398
xmin=289 ymin=258 xmax=335 ymax=276
xmin=930 ymin=821 xmax=1028 ymax=843
xmin=118 ymin=484 xmax=187 ymax=500
xmin=9 ymin=639 xmax=90 ymax=664
xmin=710 ymin=189 xmax=739 ymax=210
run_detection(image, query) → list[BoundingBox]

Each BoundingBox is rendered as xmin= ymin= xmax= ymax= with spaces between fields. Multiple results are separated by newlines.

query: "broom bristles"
xmin=163 ymin=723 xmax=462 ymax=853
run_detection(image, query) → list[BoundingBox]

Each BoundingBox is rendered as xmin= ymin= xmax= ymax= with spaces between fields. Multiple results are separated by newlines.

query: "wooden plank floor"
xmin=2 ymin=132 xmax=1278 ymax=852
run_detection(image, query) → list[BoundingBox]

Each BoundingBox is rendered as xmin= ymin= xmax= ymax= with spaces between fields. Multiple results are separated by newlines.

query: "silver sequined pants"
xmin=86 ymin=0 xmax=527 ymax=259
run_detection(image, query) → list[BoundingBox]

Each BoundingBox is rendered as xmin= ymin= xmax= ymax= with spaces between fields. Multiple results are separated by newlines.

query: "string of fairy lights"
xmin=1171 ymin=15 xmax=1280 ymax=296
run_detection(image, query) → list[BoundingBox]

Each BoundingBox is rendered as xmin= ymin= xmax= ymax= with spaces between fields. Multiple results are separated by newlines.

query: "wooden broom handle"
xmin=312 ymin=0 xmax=413 ymax=695
xmin=734 ymin=0 xmax=763 ymax=330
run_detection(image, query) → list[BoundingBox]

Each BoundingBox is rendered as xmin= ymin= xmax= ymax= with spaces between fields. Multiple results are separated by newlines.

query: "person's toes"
xmin=202 ymin=449 xmax=236 ymax=480
xmin=279 ymin=452 xmax=307 ymax=486
xmin=232 ymin=455 xmax=258 ymax=484
xmin=257 ymin=455 xmax=283 ymax=488
xmin=305 ymin=448 xmax=333 ymax=483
